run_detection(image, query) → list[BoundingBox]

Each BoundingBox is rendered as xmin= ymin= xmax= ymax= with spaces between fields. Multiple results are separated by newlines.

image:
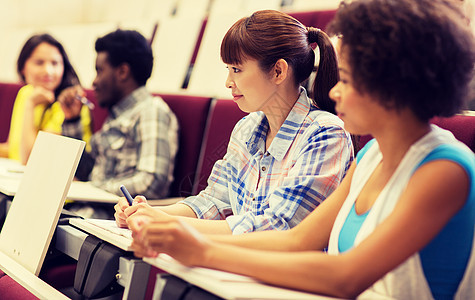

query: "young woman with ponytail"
xmin=116 ymin=10 xmax=353 ymax=235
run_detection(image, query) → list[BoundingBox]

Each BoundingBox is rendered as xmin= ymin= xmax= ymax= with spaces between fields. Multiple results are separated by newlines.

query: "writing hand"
xmin=114 ymin=195 xmax=148 ymax=228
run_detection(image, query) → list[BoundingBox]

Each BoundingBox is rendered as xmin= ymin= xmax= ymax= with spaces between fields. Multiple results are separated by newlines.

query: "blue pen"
xmin=120 ymin=185 xmax=134 ymax=206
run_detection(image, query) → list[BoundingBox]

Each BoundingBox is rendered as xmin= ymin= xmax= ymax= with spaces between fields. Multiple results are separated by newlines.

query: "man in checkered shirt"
xmin=61 ymin=29 xmax=178 ymax=202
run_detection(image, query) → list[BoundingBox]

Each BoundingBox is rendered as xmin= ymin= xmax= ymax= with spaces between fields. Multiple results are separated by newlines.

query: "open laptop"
xmin=0 ymin=131 xmax=85 ymax=275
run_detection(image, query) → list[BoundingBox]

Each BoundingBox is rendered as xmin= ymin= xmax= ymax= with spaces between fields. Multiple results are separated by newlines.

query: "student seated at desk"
xmin=116 ymin=10 xmax=354 ymax=234
xmin=127 ymin=0 xmax=475 ymax=298
xmin=60 ymin=29 xmax=179 ymax=202
xmin=0 ymin=34 xmax=92 ymax=164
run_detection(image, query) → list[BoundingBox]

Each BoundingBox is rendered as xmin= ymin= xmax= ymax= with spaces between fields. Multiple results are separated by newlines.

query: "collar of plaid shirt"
xmin=246 ymin=87 xmax=315 ymax=162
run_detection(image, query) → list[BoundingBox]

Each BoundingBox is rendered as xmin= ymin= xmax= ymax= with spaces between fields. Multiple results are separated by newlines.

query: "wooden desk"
xmin=145 ymin=255 xmax=344 ymax=300
xmin=62 ymin=218 xmax=345 ymax=300
xmin=0 ymin=156 xmax=119 ymax=203
xmin=0 ymin=177 xmax=119 ymax=203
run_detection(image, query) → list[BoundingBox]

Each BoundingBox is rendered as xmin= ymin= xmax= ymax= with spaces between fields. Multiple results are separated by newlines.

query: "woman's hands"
xmin=115 ymin=195 xmax=212 ymax=266
xmin=114 ymin=195 xmax=150 ymax=228
xmin=127 ymin=210 xmax=211 ymax=266
xmin=28 ymin=86 xmax=55 ymax=107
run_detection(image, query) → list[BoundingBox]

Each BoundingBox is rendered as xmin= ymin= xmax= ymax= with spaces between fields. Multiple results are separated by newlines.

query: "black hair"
xmin=95 ymin=29 xmax=153 ymax=86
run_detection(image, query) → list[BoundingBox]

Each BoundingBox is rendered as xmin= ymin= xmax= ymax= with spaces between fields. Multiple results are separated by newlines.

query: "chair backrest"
xmin=84 ymin=89 xmax=109 ymax=133
xmin=186 ymin=0 xmax=282 ymax=99
xmin=288 ymin=9 xmax=337 ymax=30
xmin=192 ymin=98 xmax=247 ymax=195
xmin=158 ymin=93 xmax=212 ymax=197
xmin=69 ymin=90 xmax=213 ymax=198
xmin=147 ymin=14 xmax=204 ymax=94
xmin=288 ymin=0 xmax=339 ymax=11
xmin=358 ymin=114 xmax=475 ymax=153
xmin=185 ymin=13 xmax=241 ymax=99
xmin=0 ymin=83 xmax=22 ymax=142
xmin=431 ymin=115 xmax=475 ymax=152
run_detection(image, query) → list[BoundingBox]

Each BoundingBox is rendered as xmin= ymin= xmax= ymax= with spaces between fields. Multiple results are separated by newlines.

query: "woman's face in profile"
xmin=21 ymin=42 xmax=64 ymax=92
xmin=224 ymin=58 xmax=278 ymax=114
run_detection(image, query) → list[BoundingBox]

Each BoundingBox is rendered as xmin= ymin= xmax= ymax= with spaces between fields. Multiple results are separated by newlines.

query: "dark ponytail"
xmin=308 ymin=28 xmax=360 ymax=152
xmin=307 ymin=28 xmax=338 ymax=115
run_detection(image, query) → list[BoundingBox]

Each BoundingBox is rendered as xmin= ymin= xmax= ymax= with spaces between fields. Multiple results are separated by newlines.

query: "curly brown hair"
xmin=328 ymin=0 xmax=475 ymax=122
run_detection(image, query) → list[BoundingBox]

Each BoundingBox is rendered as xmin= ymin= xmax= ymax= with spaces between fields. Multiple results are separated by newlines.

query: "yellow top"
xmin=8 ymin=85 xmax=92 ymax=161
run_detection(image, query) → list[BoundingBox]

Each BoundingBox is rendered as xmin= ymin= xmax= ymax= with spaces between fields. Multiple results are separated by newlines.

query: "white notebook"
xmin=0 ymin=131 xmax=85 ymax=275
xmin=69 ymin=218 xmax=133 ymax=251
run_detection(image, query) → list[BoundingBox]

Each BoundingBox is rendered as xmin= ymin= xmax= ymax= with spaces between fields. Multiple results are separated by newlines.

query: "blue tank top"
xmin=338 ymin=141 xmax=475 ymax=299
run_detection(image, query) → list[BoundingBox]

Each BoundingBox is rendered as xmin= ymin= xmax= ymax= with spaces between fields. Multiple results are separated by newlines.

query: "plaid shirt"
xmin=63 ymin=87 xmax=178 ymax=199
xmin=181 ymin=88 xmax=353 ymax=234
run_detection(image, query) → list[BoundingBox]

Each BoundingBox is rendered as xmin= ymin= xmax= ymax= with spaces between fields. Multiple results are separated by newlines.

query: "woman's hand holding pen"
xmin=114 ymin=195 xmax=148 ymax=228
xmin=115 ymin=187 xmax=176 ymax=228
xmin=114 ymin=185 xmax=211 ymax=265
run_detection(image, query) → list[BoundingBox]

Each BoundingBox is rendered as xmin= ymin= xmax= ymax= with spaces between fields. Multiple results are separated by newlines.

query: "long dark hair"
xmin=17 ymin=33 xmax=80 ymax=98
